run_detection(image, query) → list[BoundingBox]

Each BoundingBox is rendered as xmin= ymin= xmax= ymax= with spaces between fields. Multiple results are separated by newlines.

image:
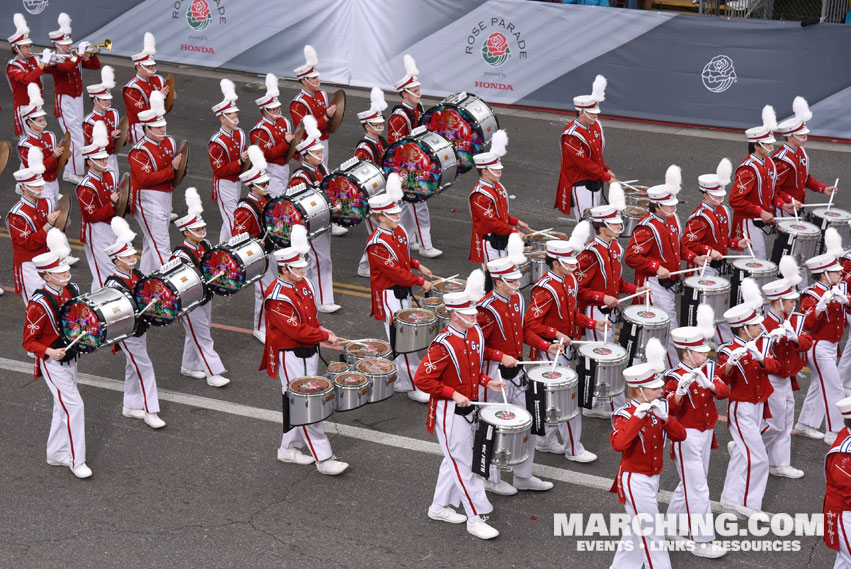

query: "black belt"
xmin=286 ymin=346 xmax=318 ymax=359
xmin=390 ymin=285 xmax=411 ymax=300
xmin=454 ymin=404 xmax=475 ymax=417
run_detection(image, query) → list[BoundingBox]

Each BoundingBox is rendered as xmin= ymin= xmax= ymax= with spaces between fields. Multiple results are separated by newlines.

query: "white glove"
xmin=77 ymin=41 xmax=91 ymax=56
xmin=729 ymin=347 xmax=748 ymax=364
xmin=634 ymin=402 xmax=652 ymax=419
xmin=817 ymin=290 xmax=833 ymax=312
xmin=695 ymin=369 xmax=712 ymax=389
xmin=768 ymin=327 xmax=786 ymax=340
xmin=747 ymin=345 xmax=764 ymax=362
xmin=41 ymin=48 xmax=53 ymax=65
xmin=783 ymin=320 xmax=799 ymax=342
xmin=649 ymin=400 xmax=669 ymax=422
xmin=832 ymin=286 xmax=849 ymax=305
xmin=676 ymin=375 xmax=693 ymax=396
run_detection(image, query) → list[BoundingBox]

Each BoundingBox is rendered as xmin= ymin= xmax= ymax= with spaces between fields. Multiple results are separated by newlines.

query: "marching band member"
xmin=251 ymin=73 xmax=293 ymax=198
xmin=664 ymin=312 xmax=729 ymax=559
xmin=389 ymin=55 xmax=441 ymax=258
xmin=23 ymin=230 xmax=92 ymax=479
xmin=260 ymin=241 xmax=349 ymax=476
xmin=18 ymin=83 xmax=61 ymax=209
xmin=123 ymin=33 xmax=171 ymax=146
xmin=718 ymin=282 xmax=781 ymax=518
xmin=366 ymin=176 xmax=433 ymax=403
xmin=774 ymin=96 xmax=836 ymax=215
xmin=609 ymin=340 xmax=686 ymax=569
xmin=209 ymin=78 xmax=247 ymax=242
xmin=625 ymin=165 xmax=687 ymax=366
xmin=413 ymin=291 xmax=506 ymax=540
xmin=355 ymin=87 xmax=389 ymax=277
xmin=468 ymin=130 xmax=530 ymax=266
xmin=796 ymin=232 xmax=851 ymax=445
xmin=129 ymin=91 xmax=180 ymax=273
xmin=6 ymin=13 xmax=46 ymax=136
xmin=76 ymin=122 xmax=118 ymax=291
xmin=760 ymin=257 xmax=810 ymax=478
xmin=84 ymin=66 xmax=121 ymax=177
xmin=46 ymin=13 xmax=101 ymax=183
xmin=527 ymin=230 xmax=607 ymax=463
xmin=555 ymin=75 xmax=617 ymax=220
xmin=478 ymin=256 xmax=554 ymax=494
xmin=234 ymin=145 xmax=274 ymax=344
xmin=104 ymin=218 xmax=165 ymax=429
xmin=289 ymin=116 xmax=337 ymax=313
xmin=170 ymin=188 xmax=231 ymax=388
xmin=290 ymin=45 xmax=336 ymax=168
xmin=823 ymin=397 xmax=851 ymax=567
xmin=7 ymin=157 xmax=57 ymax=303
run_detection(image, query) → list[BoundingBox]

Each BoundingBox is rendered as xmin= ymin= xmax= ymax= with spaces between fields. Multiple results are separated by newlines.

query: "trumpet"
xmin=84 ymin=39 xmax=112 ymax=55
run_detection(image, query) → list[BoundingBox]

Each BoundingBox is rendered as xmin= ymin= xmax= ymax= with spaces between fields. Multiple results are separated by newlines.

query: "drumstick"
xmin=619 ymin=179 xmax=639 ymax=186
xmin=721 ymin=254 xmax=751 ymax=259
xmin=65 ymin=334 xmax=84 ymax=351
xmin=431 ymin=274 xmax=463 ymax=285
xmin=550 ymin=339 xmax=563 ymax=373
xmin=138 ymin=299 xmax=159 ymax=315
xmin=205 ymin=271 xmax=225 ymax=284
xmin=524 ymin=227 xmax=554 ymax=238
xmin=667 ymin=267 xmax=704 ymax=277
xmin=800 ymin=203 xmax=832 ymax=208
xmin=746 ymin=242 xmax=756 ymax=260
xmin=467 ymin=401 xmax=513 ymax=407
xmin=644 ymin=288 xmax=651 ymax=309
xmin=501 ymin=386 xmax=509 ymax=407
xmin=619 ymin=181 xmax=641 ymax=192
xmin=825 ymin=178 xmax=839 ymax=212
xmin=699 ymin=257 xmax=709 ymax=279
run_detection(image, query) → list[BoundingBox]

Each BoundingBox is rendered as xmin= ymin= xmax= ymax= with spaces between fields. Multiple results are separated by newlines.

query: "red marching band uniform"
xmin=354 ymin=134 xmax=387 ymax=163
xmin=7 ymin=193 xmax=50 ymax=299
xmin=76 ymin=168 xmax=117 ymax=289
xmin=387 ymin=101 xmax=422 ymax=144
xmin=19 ymin=131 xmax=60 ymax=185
xmin=773 ymin=143 xmax=827 ymax=205
xmin=555 ymin=119 xmax=610 ymax=216
xmin=249 ymin=114 xmax=291 ymax=195
xmin=824 ymin=425 xmax=851 ymax=563
xmin=290 ymin=89 xmax=330 ymax=141
xmin=625 ymin=211 xmax=691 ymax=288
xmin=6 ymin=58 xmax=43 ymax=135
xmin=123 ymin=73 xmax=165 ymax=142
xmin=682 ymin=202 xmax=745 ymax=264
xmin=576 ymin=235 xmax=636 ymax=341
xmin=468 ymin=179 xmax=519 ymax=264
xmin=83 ymin=109 xmax=119 ymax=158
xmin=47 ymin=55 xmax=100 ymax=116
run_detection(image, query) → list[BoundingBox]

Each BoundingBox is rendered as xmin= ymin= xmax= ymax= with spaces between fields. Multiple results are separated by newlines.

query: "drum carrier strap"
xmin=391 ymin=103 xmax=424 ymax=132
xmin=34 ymin=283 xmax=81 ymax=363
xmin=525 ymin=379 xmax=548 ymax=436
xmin=361 ymin=136 xmax=387 ymax=163
xmin=472 ymin=409 xmax=495 ymax=478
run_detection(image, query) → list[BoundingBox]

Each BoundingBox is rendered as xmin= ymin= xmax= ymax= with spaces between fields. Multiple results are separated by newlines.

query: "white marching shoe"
xmin=769 ymin=465 xmax=804 ymax=479
xmin=466 ymin=516 xmax=499 ymax=540
xmin=277 ymin=447 xmax=315 ymax=465
xmin=727 ymin=440 xmax=736 ymax=458
xmin=357 ymin=265 xmax=371 ymax=278
xmin=514 ymin=476 xmax=553 ymax=491
xmin=825 ymin=431 xmax=838 ymax=445
xmin=206 ymin=374 xmax=230 ymax=388
xmin=535 ymin=442 xmax=565 ymax=454
xmin=47 ymin=457 xmax=70 ymax=467
xmin=316 ymin=457 xmax=349 ymax=475
xmin=484 ymin=479 xmax=518 ymax=496
xmin=794 ymin=424 xmax=824 ymax=440
xmin=71 ymin=463 xmax=93 ymax=479
xmin=692 ymin=541 xmax=727 ymax=559
xmin=317 ymin=304 xmax=341 ymax=313
xmin=144 ymin=413 xmax=166 ymax=429
xmin=407 ymin=389 xmax=430 ymax=403
xmin=180 ymin=367 xmax=206 ymax=379
xmin=252 ymin=330 xmax=266 ymax=344
xmin=427 ymin=506 xmax=466 ymax=524
xmin=330 ymin=223 xmax=348 ymax=236
xmin=122 ymin=407 xmax=145 ymax=420
xmin=582 ymin=407 xmax=612 ymax=419
xmin=419 ymin=247 xmax=442 ymax=258
xmin=565 ymin=450 xmax=598 ymax=463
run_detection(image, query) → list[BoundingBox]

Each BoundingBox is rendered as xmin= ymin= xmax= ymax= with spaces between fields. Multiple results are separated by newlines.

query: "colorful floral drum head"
xmin=334 ymin=372 xmax=369 ymax=387
xmin=134 ymin=277 xmax=182 ymax=326
xmin=396 ymin=308 xmax=437 ymax=325
xmin=289 ymin=376 xmax=333 ymax=394
xmin=263 ymin=197 xmax=305 ymax=249
xmin=201 ymin=248 xmax=246 ymax=296
xmin=322 ymin=174 xmax=370 ymax=227
xmin=60 ymin=299 xmax=107 ymax=353
xmin=345 ymin=339 xmax=392 ymax=359
xmin=355 ymin=357 xmax=396 ymax=375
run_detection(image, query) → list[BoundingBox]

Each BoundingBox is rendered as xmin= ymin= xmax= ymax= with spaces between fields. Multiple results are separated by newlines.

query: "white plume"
xmin=100 ymin=65 xmax=115 ymax=89
xmin=27 ymin=82 xmax=42 ymax=108
xmin=303 ymin=114 xmax=321 ymax=142
xmin=110 ymin=216 xmax=136 ymax=244
xmin=246 ymin=145 xmax=266 ymax=172
xmin=265 ymin=73 xmax=279 ymax=99
xmin=568 ymin=220 xmax=592 ymax=252
xmin=778 ymin=255 xmax=802 ymax=286
xmin=92 ymin=121 xmax=108 ymax=149
xmin=741 ymin=277 xmax=764 ymax=310
xmin=13 ymin=13 xmax=28 ymax=35
xmin=149 ymin=90 xmax=165 ymax=116
xmin=385 ymin=172 xmax=404 ymax=203
xmin=645 ymin=337 xmax=667 ymax=373
xmin=490 ymin=129 xmax=508 ymax=158
xmin=290 ymin=224 xmax=310 ymax=254
xmin=220 ymin=78 xmax=237 ymax=102
xmin=143 ymin=32 xmax=156 ymax=56
xmin=792 ymin=96 xmax=812 ymax=123
xmin=507 ymin=232 xmax=526 ymax=265
xmin=28 ymin=147 xmax=44 ymax=175
xmin=825 ymin=227 xmax=844 ymax=258
xmin=403 ymin=54 xmax=419 ymax=77
xmin=369 ymin=87 xmax=387 ymax=113
xmin=304 ymin=45 xmax=318 ymax=67
xmin=185 ymin=187 xmax=203 ymax=216
xmin=696 ymin=304 xmax=715 ymax=340
xmin=665 ymin=164 xmax=682 ymax=195
xmin=608 ymin=182 xmax=626 ymax=211
xmin=465 ymin=269 xmax=486 ymax=304
xmin=57 ymin=12 xmax=71 ymax=34
xmin=46 ymin=228 xmax=71 ymax=259
xmin=716 ymin=158 xmax=732 ymax=186
xmin=762 ymin=105 xmax=777 ymax=132
xmin=591 ymin=74 xmax=607 ymax=102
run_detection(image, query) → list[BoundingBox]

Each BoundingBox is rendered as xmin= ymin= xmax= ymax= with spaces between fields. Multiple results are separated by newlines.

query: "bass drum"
xmin=133 ymin=259 xmax=207 ymax=326
xmin=60 ymin=287 xmax=138 ymax=353
xmin=262 ymin=186 xmax=331 ymax=250
xmin=201 ymin=233 xmax=268 ymax=296
xmin=382 ymin=127 xmax=457 ymax=203
xmin=320 ymin=158 xmax=386 ymax=227
xmin=419 ymin=91 xmax=498 ymax=174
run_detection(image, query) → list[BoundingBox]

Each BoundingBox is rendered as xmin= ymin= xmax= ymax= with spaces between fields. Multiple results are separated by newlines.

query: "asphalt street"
xmin=1 ymin=52 xmax=849 ymax=568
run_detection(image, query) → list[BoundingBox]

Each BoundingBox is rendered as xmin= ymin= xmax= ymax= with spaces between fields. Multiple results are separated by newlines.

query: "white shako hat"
xmin=806 ymin=228 xmax=844 ymax=274
xmin=294 ymin=45 xmax=319 ymax=79
xmin=395 ymin=54 xmax=420 ymax=92
xmin=174 ymin=187 xmax=206 ymax=231
xmin=546 ymin=239 xmax=578 ymax=266
xmin=647 ymin=164 xmax=681 ymax=206
xmin=672 ymin=303 xmax=714 ymax=352
xmin=589 ymin=182 xmax=625 ymax=224
xmin=836 ymin=396 xmax=851 ymax=418
xmin=8 ymin=13 xmax=32 ymax=47
xmin=573 ymin=74 xmax=606 ymax=114
xmin=295 ymin=115 xmax=323 ymax=155
xmin=368 ymin=172 xmax=404 ymax=215
xmin=48 ymin=12 xmax=73 ymax=45
xmin=623 ymin=363 xmax=664 ymax=389
xmin=698 ymin=158 xmax=732 ymax=197
xmin=34 ymin=229 xmax=73 ymax=274
xmin=776 ymin=96 xmax=812 ymax=137
xmin=274 ymin=246 xmax=308 ymax=269
xmin=724 ymin=276 xmax=764 ymax=326
xmin=443 ymin=291 xmax=478 ymax=315
xmin=255 ymin=73 xmax=282 ymax=109
xmin=745 ymin=105 xmax=777 ymax=144
xmin=131 ymin=32 xmax=157 ymax=66
xmin=486 ymin=257 xmax=522 ymax=281
xmin=473 ymin=129 xmax=507 ymax=170
xmin=762 ymin=256 xmax=802 ymax=300
xmin=81 ymin=121 xmax=109 ymax=160
xmin=138 ymin=91 xmax=167 ymax=128
xmin=104 ymin=217 xmax=138 ymax=259
xmin=212 ymin=78 xmax=239 ymax=115
xmin=239 ymin=146 xmax=270 ymax=187
xmin=357 ymin=87 xmax=387 ymax=124
xmin=14 ymin=146 xmax=45 ymax=195
xmin=21 ymin=83 xmax=46 ymax=122
xmin=87 ymin=66 xmax=116 ymax=99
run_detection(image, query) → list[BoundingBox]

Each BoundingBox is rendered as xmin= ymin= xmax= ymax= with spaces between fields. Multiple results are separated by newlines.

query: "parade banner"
xmin=6 ymin=0 xmax=850 ymax=139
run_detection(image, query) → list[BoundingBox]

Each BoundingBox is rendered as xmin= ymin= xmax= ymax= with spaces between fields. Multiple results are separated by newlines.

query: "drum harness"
xmin=35 ymin=283 xmax=81 ymax=364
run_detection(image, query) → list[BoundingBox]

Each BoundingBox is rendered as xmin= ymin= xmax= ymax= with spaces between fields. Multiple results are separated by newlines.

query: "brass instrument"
xmin=47 ymin=40 xmax=111 ymax=65
xmin=84 ymin=39 xmax=112 ymax=55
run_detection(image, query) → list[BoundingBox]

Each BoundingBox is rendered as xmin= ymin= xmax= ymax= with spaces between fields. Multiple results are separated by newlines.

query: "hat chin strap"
xmin=307 ymin=149 xmax=323 ymax=161
xmin=604 ymin=221 xmax=622 ymax=235
xmin=188 ymin=227 xmax=206 ymax=240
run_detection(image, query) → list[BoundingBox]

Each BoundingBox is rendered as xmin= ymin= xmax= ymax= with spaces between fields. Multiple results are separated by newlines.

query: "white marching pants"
xmin=611 ymin=472 xmax=672 ymax=569
xmin=668 ymin=428 xmax=716 ymax=543
xmin=646 ymin=276 xmax=678 ymax=368
xmin=400 ymin=201 xmax=433 ymax=250
xmin=320 ymin=139 xmax=329 ymax=167
xmin=357 ymin=216 xmax=376 ymax=271
xmin=307 ymin=232 xmax=334 ymax=306
xmin=479 ymin=237 xmax=508 ymax=269
xmin=118 ymin=333 xmax=160 ymax=414
xmin=180 ymin=301 xmax=226 ymax=377
xmin=584 ymin=305 xmax=625 ymax=412
xmin=214 ymin=178 xmax=241 ymax=242
xmin=17 ymin=261 xmax=42 ymax=305
xmin=266 ymin=162 xmax=290 ymax=199
xmin=723 ymin=400 xmax=769 ymax=511
xmin=130 ymin=123 xmax=144 ymax=147
xmin=134 ymin=189 xmax=173 ymax=274
xmin=741 ymin=219 xmax=768 ymax=260
xmin=82 ymin=221 xmax=116 ymax=291
xmin=833 ymin=511 xmax=851 ymax=569
xmin=57 ymin=94 xmax=85 ymax=176
xmin=571 ymin=183 xmax=601 ymax=222
xmin=253 ymin=255 xmax=276 ymax=335
xmin=763 ymin=375 xmax=794 ymax=468
xmin=41 ymin=180 xmax=60 ymax=212
xmin=535 ymin=349 xmax=588 ymax=457
xmin=837 ymin=333 xmax=851 ymax=390
xmin=799 ymin=340 xmax=844 ymax=436
xmin=278 ymin=350 xmax=332 ymax=462
xmin=108 ymin=154 xmax=120 ymax=181
xmin=41 ymin=358 xmax=86 ymax=469
xmin=380 ymin=289 xmax=422 ymax=393
xmin=431 ymin=399 xmax=493 ymax=519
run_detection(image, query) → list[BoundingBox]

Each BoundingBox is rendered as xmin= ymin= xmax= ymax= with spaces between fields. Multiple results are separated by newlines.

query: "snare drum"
xmin=320 ymin=158 xmax=386 ymax=227
xmin=770 ymin=219 xmax=820 ymax=267
xmin=577 ymin=343 xmax=627 ymax=407
xmin=623 ymin=184 xmax=649 ymax=206
xmin=729 ymin=258 xmax=777 ymax=305
xmin=530 ymin=251 xmax=548 ymax=283
xmin=134 ymin=259 xmax=207 ymax=326
xmin=382 ymin=127 xmax=458 ymax=202
xmin=527 ymin=231 xmax=567 ymax=251
xmin=343 ymin=339 xmax=392 ymax=365
xmin=421 ymin=296 xmax=444 ymax=312
xmin=201 ymin=233 xmax=268 ymax=296
xmin=286 ymin=376 xmax=334 ymax=426
xmin=618 ymin=305 xmax=671 ymax=366
xmin=355 ymin=357 xmax=397 ymax=403
xmin=419 ymin=92 xmax=498 ymax=174
xmin=60 ymin=287 xmax=138 ymax=353
xmin=477 ymin=404 xmax=532 ymax=470
xmin=526 ymin=366 xmax=579 ymax=425
xmin=435 ymin=305 xmax=449 ymax=331
xmin=622 ymin=206 xmax=647 ymax=238
xmin=325 ymin=361 xmax=351 ymax=381
xmin=393 ymin=308 xmax=438 ymax=353
xmin=679 ymin=275 xmax=731 ymax=327
xmin=517 ymin=255 xmax=532 ymax=289
xmin=808 ymin=207 xmax=851 ymax=254
xmin=427 ymin=279 xmax=466 ymax=299
xmin=332 ymin=371 xmax=371 ymax=412
xmin=263 ymin=186 xmax=331 ymax=249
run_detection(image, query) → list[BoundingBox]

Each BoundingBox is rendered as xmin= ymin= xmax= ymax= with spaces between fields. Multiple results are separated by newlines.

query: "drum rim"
xmin=621 ymin=304 xmax=672 ymax=324
xmin=578 ymin=342 xmax=628 ymax=359
xmin=334 ymin=371 xmax=370 ymax=387
xmin=262 ymin=194 xmax=311 ymax=247
xmin=382 ymin=134 xmax=450 ymax=202
xmin=201 ymin=246 xmax=249 ymax=294
xmin=395 ymin=308 xmax=438 ymax=325
xmin=730 ymin=258 xmax=777 ymax=272
xmin=683 ymin=275 xmax=732 ymax=288
xmin=479 ymin=404 xmax=533 ymax=428
xmin=526 ymin=365 xmax=578 ymax=386
xmin=355 ymin=357 xmax=396 ymax=374
xmin=775 ymin=218 xmax=820 ymax=234
xmin=320 ymin=170 xmax=373 ymax=220
xmin=420 ymin=102 xmax=488 ymax=139
xmin=810 ymin=207 xmax=851 ymax=218
xmin=60 ymin=298 xmax=108 ymax=351
xmin=345 ymin=339 xmax=392 ymax=356
xmin=288 ymin=376 xmax=334 ymax=394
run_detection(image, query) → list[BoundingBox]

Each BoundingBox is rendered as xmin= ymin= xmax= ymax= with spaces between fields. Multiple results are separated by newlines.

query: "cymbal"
xmin=173 ymin=140 xmax=189 ymax=186
xmin=55 ymin=131 xmax=71 ymax=175
xmin=0 ymin=141 xmax=11 ymax=177
xmin=285 ymin=122 xmax=305 ymax=163
xmin=114 ymin=172 xmax=131 ymax=217
xmin=54 ymin=193 xmax=71 ymax=231
xmin=328 ymin=89 xmax=346 ymax=134
xmin=165 ymin=74 xmax=176 ymax=113
xmin=114 ymin=116 xmax=130 ymax=153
